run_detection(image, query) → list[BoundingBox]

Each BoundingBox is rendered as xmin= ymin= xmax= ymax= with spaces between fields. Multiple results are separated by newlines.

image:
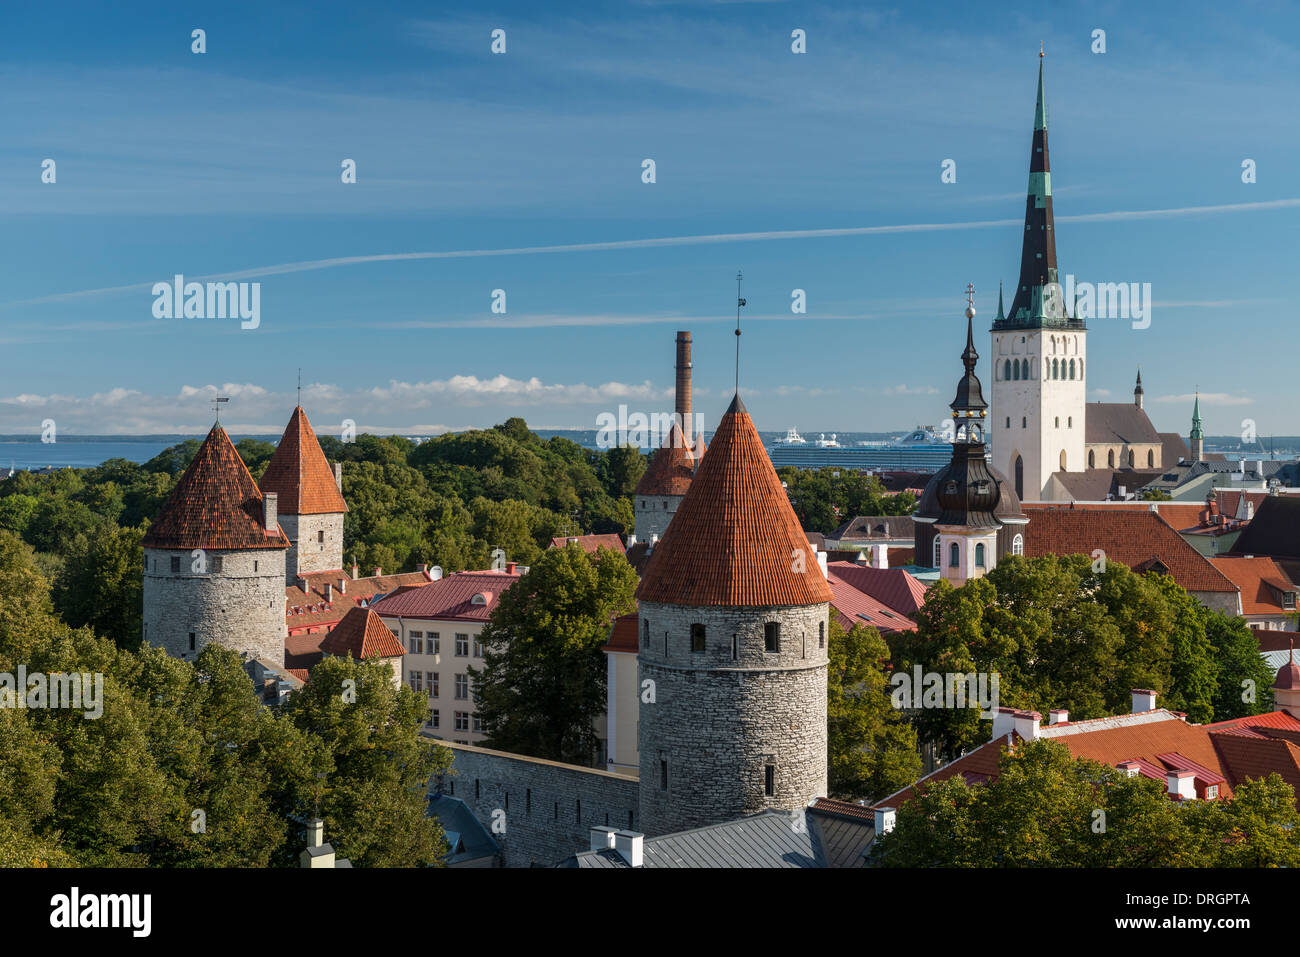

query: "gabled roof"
xmin=603 ymin=612 xmax=639 ymax=653
xmin=1044 ymin=468 xmax=1162 ymax=502
xmin=1209 ymin=556 xmax=1297 ymax=615
xmin=634 ymin=422 xmax=695 ymax=496
xmin=828 ymin=515 xmax=916 ymax=542
xmin=1021 ymin=505 xmax=1237 ymax=592
xmin=284 ymin=569 xmax=433 ymax=631
xmin=874 ymin=708 xmax=1300 ymax=814
xmin=370 ymin=568 xmax=523 ymax=622
xmin=319 ymin=605 xmax=405 ymax=659
xmin=1230 ymin=496 xmax=1300 ymax=560
xmin=826 ymin=569 xmax=918 ymax=635
xmin=258 ymin=406 xmax=348 ymax=515
xmin=635 ymin=395 xmax=833 ymax=607
xmin=1085 ymin=402 xmax=1162 ymax=446
xmin=560 ymin=809 xmax=845 ymax=868
xmin=1157 ymin=432 xmax=1190 ymax=467
xmin=1214 ymin=490 xmax=1270 ymax=522
xmin=548 ymin=533 xmax=626 ymax=555
xmin=143 ymin=423 xmax=290 ymax=551
xmin=825 ymin=561 xmax=927 ymax=617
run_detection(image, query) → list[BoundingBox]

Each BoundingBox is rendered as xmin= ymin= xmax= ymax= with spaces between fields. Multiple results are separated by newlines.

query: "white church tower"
xmin=989 ymin=52 xmax=1086 ymax=501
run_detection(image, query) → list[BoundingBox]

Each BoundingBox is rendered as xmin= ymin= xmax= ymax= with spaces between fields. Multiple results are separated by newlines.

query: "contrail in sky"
xmin=4 ymin=198 xmax=1297 ymax=310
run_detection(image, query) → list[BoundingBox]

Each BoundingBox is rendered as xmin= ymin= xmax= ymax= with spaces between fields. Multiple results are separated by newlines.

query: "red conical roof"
xmin=143 ymin=424 xmax=290 ymax=551
xmin=635 ymin=421 xmax=695 ymax=496
xmin=636 ymin=395 xmax=832 ymax=607
xmin=259 ymin=407 xmax=348 ymax=515
xmin=321 ymin=606 xmax=405 ymax=659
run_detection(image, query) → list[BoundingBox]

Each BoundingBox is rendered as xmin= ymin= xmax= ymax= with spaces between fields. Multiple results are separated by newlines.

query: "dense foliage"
xmin=471 ymin=543 xmax=638 ymax=764
xmin=872 ymin=739 xmax=1300 ymax=867
xmin=0 ymin=419 xmax=646 ymax=650
xmin=891 ymin=554 xmax=1275 ymax=760
xmin=0 ymin=530 xmax=449 ymax=867
xmin=777 ymin=466 xmax=916 ymax=534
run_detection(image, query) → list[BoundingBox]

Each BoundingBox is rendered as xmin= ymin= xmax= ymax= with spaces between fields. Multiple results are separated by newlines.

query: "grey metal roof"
xmin=561 ymin=809 xmax=837 ymax=868
xmin=428 ymin=794 xmax=499 ymax=865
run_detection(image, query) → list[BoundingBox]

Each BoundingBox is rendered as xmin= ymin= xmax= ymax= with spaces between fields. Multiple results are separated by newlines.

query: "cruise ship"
xmin=766 ymin=426 xmax=955 ymax=472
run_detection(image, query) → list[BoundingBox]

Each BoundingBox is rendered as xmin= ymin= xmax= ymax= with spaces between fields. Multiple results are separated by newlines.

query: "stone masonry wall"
xmin=279 ymin=512 xmax=345 ymax=581
xmin=143 ymin=547 xmax=287 ymax=666
xmin=637 ymin=601 xmax=828 ymax=836
xmin=633 ymin=493 xmax=683 ymax=544
xmin=431 ymin=740 xmax=640 ymax=867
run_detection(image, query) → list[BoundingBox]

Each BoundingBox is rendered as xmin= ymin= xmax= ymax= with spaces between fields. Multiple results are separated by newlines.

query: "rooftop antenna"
xmin=211 ymin=396 xmax=230 ymax=424
xmin=734 ymin=271 xmax=746 ymax=393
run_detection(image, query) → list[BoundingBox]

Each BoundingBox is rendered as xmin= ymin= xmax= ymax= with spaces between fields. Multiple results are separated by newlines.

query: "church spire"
xmin=1190 ymin=392 xmax=1203 ymax=439
xmin=1134 ymin=367 xmax=1144 ymax=409
xmin=950 ymin=285 xmax=988 ymax=442
xmin=996 ymin=51 xmax=1079 ymax=331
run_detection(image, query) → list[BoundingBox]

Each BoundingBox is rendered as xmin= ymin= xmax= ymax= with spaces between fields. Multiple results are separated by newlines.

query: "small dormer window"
xmin=1206 ymin=785 xmax=1219 ymax=800
xmin=472 ymin=593 xmax=489 ymax=605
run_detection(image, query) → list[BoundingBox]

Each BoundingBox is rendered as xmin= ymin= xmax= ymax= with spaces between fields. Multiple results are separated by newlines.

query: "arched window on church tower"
xmin=1013 ymin=361 xmax=1020 ymax=381
xmin=1014 ymin=456 xmax=1023 ymax=499
xmin=933 ymin=536 xmax=941 ymax=569
xmin=1012 ymin=534 xmax=1024 ymax=556
xmin=949 ymin=542 xmax=960 ymax=569
xmin=1148 ymin=449 xmax=1155 ymax=468
xmin=1088 ymin=450 xmax=1095 ymax=468
xmin=1069 ymin=359 xmax=1076 ymax=380
xmin=1004 ymin=359 xmax=1012 ymax=380
xmin=1128 ymin=449 xmax=1135 ymax=468
xmin=1021 ymin=358 xmax=1029 ymax=379
xmin=1060 ymin=450 xmax=1067 ymax=469
xmin=975 ymin=543 xmax=986 ymax=568
xmin=1051 ymin=358 xmax=1058 ymax=379
xmin=1108 ymin=449 xmax=1115 ymax=468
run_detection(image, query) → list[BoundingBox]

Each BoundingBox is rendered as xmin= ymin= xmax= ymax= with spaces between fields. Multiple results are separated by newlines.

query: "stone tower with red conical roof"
xmin=142 ymin=423 xmax=290 ymax=665
xmin=633 ymin=421 xmax=695 ymax=545
xmin=258 ymin=406 xmax=348 ymax=582
xmin=635 ymin=394 xmax=832 ymax=836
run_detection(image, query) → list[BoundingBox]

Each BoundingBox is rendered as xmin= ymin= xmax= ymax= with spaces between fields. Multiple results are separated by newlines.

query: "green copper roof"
xmin=1190 ymin=393 xmax=1204 ymax=439
xmin=1035 ymin=58 xmax=1047 ymax=131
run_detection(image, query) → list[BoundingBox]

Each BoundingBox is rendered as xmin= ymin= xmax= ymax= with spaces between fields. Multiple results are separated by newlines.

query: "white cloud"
xmin=881 ymin=384 xmax=939 ymax=396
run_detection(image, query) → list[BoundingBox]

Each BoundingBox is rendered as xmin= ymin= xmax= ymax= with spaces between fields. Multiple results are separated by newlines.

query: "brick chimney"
xmin=324 ymin=582 xmax=332 ymax=603
xmin=1167 ymin=769 xmax=1197 ymax=801
xmin=263 ymin=492 xmax=278 ymax=532
xmin=675 ymin=330 xmax=693 ymax=447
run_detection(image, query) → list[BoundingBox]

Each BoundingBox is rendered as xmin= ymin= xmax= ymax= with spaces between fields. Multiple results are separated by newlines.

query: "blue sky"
xmin=1 ymin=0 xmax=1297 ymax=439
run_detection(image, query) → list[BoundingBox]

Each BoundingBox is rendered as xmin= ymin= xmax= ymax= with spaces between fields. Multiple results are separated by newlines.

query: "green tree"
xmin=826 ymin=620 xmax=921 ymax=801
xmin=472 ymin=544 xmax=637 ymax=763
xmin=54 ymin=524 xmax=146 ymax=649
xmin=284 ymin=654 xmax=451 ymax=866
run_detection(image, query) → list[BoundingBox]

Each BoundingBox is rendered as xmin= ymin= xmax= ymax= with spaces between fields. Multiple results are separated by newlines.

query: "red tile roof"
xmin=635 ymin=421 xmax=695 ymax=496
xmin=875 ymin=708 xmax=1300 ymax=812
xmin=826 ymin=569 xmax=918 ymax=635
xmin=635 ymin=395 xmax=833 ymax=607
xmin=549 ymin=534 xmax=627 ymax=555
xmin=319 ymin=606 xmax=405 ymax=659
xmin=603 ymin=612 xmax=639 ymax=653
xmin=284 ymin=569 xmax=433 ymax=632
xmin=1209 ymin=556 xmax=1296 ymax=615
xmin=143 ymin=424 xmax=290 ymax=551
xmin=825 ymin=562 xmax=927 ymax=617
xmin=809 ymin=797 xmax=874 ymax=821
xmin=258 ymin=406 xmax=348 ymax=515
xmin=1021 ymin=505 xmax=1237 ymax=593
xmin=370 ymin=568 xmax=523 ymax=621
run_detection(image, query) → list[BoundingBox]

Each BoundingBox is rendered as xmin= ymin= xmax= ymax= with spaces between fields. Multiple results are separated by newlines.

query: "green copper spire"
xmin=1190 ymin=392 xmax=1204 ymax=440
xmin=995 ymin=281 xmax=1005 ymax=322
xmin=1035 ymin=48 xmax=1047 ymax=131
